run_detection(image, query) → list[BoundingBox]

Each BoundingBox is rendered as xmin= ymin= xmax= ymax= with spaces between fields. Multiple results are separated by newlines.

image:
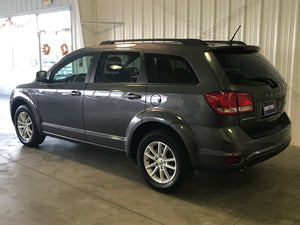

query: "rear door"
xmin=84 ymin=50 xmax=146 ymax=150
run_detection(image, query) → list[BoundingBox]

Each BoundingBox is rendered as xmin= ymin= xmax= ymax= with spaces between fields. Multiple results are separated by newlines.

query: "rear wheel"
xmin=137 ymin=129 xmax=192 ymax=193
xmin=14 ymin=105 xmax=45 ymax=147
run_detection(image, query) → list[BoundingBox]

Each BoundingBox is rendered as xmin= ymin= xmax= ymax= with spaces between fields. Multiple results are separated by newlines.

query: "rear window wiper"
xmin=248 ymin=78 xmax=278 ymax=88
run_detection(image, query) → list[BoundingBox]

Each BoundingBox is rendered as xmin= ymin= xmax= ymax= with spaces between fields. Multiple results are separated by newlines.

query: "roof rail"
xmin=204 ymin=40 xmax=247 ymax=46
xmin=100 ymin=39 xmax=208 ymax=46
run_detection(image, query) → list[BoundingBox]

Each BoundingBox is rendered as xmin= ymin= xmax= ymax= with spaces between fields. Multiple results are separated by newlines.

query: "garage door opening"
xmin=0 ymin=9 xmax=71 ymax=95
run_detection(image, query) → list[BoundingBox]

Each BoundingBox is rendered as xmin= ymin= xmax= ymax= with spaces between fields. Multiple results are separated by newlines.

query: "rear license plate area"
xmin=263 ymin=100 xmax=276 ymax=116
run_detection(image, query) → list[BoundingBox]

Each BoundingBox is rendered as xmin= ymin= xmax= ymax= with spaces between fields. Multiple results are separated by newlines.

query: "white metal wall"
xmin=81 ymin=0 xmax=300 ymax=146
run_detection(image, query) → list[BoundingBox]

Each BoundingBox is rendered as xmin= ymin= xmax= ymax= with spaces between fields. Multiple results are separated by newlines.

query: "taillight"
xmin=225 ymin=156 xmax=241 ymax=164
xmin=237 ymin=93 xmax=253 ymax=113
xmin=205 ymin=91 xmax=253 ymax=115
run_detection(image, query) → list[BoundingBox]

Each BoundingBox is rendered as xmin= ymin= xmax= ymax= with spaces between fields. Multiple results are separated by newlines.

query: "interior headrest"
xmin=106 ymin=56 xmax=122 ymax=71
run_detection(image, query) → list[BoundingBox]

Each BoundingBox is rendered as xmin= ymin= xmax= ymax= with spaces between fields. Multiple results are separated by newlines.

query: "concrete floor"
xmin=0 ymin=94 xmax=299 ymax=225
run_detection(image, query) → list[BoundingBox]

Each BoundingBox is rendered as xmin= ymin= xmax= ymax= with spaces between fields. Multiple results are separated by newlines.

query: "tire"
xmin=137 ymin=129 xmax=192 ymax=193
xmin=14 ymin=105 xmax=45 ymax=147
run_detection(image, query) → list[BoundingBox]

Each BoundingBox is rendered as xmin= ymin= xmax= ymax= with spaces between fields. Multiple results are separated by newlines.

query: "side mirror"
xmin=35 ymin=71 xmax=48 ymax=82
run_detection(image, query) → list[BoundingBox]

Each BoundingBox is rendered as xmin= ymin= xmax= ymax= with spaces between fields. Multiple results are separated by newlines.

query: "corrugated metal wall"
xmin=81 ymin=0 xmax=299 ymax=146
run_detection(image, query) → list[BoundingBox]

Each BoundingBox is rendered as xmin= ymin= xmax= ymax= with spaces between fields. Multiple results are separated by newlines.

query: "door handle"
xmin=125 ymin=93 xmax=141 ymax=100
xmin=68 ymin=91 xmax=81 ymax=96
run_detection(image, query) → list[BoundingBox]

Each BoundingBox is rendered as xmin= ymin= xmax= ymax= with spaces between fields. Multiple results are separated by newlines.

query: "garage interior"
xmin=0 ymin=0 xmax=299 ymax=224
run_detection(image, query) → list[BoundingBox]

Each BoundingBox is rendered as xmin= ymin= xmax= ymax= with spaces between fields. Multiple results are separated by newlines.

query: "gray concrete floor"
xmin=0 ymin=94 xmax=299 ymax=225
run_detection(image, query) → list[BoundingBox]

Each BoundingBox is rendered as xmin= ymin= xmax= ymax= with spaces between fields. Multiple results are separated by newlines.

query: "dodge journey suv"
xmin=10 ymin=39 xmax=291 ymax=193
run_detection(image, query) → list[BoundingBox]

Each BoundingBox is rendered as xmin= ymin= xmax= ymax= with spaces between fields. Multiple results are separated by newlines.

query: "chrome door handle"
xmin=68 ymin=91 xmax=81 ymax=96
xmin=125 ymin=93 xmax=141 ymax=99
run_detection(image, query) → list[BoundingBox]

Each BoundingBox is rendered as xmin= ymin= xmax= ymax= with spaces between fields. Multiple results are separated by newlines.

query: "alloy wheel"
xmin=17 ymin=111 xmax=33 ymax=141
xmin=143 ymin=141 xmax=177 ymax=184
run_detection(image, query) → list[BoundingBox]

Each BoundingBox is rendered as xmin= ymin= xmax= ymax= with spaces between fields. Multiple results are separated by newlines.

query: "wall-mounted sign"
xmin=42 ymin=0 xmax=53 ymax=5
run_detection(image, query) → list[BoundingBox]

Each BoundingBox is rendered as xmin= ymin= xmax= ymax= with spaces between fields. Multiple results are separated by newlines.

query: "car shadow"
xmin=37 ymin=138 xmax=142 ymax=182
xmin=37 ymin=138 xmax=286 ymax=203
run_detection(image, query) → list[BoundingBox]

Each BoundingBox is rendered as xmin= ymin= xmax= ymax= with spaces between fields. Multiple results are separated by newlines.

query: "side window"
xmin=52 ymin=55 xmax=94 ymax=83
xmin=145 ymin=54 xmax=199 ymax=84
xmin=95 ymin=52 xmax=141 ymax=83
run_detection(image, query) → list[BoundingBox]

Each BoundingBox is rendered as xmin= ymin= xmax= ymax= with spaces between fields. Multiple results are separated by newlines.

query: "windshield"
xmin=214 ymin=52 xmax=283 ymax=85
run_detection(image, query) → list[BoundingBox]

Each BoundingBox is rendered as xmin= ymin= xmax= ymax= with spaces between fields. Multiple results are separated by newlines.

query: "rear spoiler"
xmin=205 ymin=45 xmax=260 ymax=53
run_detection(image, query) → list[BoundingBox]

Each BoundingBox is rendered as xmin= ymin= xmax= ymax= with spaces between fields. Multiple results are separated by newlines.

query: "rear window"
xmin=214 ymin=52 xmax=282 ymax=86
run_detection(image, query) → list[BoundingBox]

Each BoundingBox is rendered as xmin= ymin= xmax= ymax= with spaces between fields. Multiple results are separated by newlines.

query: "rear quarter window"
xmin=145 ymin=53 xmax=199 ymax=84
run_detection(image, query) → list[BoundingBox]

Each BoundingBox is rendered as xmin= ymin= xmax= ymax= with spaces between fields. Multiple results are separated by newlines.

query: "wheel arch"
xmin=10 ymin=92 xmax=43 ymax=136
xmin=125 ymin=109 xmax=200 ymax=169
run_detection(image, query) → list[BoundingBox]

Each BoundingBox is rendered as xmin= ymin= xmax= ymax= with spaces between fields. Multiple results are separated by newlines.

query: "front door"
xmin=84 ymin=50 xmax=146 ymax=150
xmin=38 ymin=53 xmax=96 ymax=139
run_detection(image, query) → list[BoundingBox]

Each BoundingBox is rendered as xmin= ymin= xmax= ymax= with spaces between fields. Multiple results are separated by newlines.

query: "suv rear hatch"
xmin=205 ymin=45 xmax=288 ymax=138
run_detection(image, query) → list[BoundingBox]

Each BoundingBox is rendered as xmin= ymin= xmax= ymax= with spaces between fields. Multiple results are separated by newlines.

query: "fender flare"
xmin=10 ymin=90 xmax=43 ymax=136
xmin=125 ymin=108 xmax=201 ymax=167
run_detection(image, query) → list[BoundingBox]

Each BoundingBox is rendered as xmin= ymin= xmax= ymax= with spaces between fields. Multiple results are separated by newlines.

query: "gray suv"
xmin=10 ymin=39 xmax=291 ymax=193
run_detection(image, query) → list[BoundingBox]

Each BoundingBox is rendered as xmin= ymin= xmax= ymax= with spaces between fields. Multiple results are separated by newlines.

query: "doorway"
xmin=38 ymin=10 xmax=72 ymax=71
xmin=0 ymin=9 xmax=72 ymax=95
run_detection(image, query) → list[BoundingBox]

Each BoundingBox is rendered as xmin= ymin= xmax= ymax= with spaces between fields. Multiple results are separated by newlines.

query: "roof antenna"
xmin=230 ymin=25 xmax=241 ymax=44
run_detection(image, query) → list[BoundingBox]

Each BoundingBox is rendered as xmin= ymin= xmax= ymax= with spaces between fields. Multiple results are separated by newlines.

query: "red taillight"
xmin=225 ymin=156 xmax=241 ymax=164
xmin=237 ymin=93 xmax=253 ymax=113
xmin=205 ymin=92 xmax=253 ymax=115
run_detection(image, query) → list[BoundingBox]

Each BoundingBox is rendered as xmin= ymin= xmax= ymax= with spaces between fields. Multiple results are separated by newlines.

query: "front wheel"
xmin=137 ymin=130 xmax=192 ymax=193
xmin=14 ymin=105 xmax=45 ymax=147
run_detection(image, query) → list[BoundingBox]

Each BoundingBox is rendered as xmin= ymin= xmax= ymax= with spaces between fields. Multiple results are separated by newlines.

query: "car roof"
xmin=76 ymin=39 xmax=258 ymax=55
xmin=99 ymin=39 xmax=247 ymax=47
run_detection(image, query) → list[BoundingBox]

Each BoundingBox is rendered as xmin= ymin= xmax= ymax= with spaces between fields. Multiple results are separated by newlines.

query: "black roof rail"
xmin=204 ymin=40 xmax=247 ymax=46
xmin=100 ymin=38 xmax=208 ymax=46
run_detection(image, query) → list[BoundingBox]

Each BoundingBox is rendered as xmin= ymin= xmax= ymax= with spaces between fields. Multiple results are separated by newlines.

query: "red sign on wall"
xmin=42 ymin=0 xmax=53 ymax=5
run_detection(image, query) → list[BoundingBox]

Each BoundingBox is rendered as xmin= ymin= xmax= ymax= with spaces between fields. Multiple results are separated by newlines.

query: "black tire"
xmin=14 ymin=105 xmax=45 ymax=147
xmin=137 ymin=129 xmax=192 ymax=193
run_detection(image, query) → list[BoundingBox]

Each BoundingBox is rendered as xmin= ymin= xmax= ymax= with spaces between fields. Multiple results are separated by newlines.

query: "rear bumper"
xmin=236 ymin=140 xmax=290 ymax=170
xmin=190 ymin=115 xmax=291 ymax=170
